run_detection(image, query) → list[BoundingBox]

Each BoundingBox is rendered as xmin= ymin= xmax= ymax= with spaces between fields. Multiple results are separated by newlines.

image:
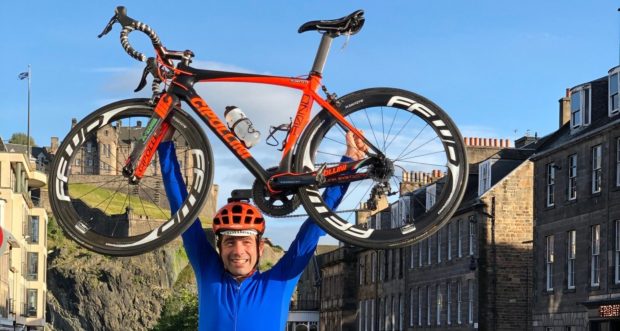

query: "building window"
xmin=359 ymin=258 xmax=364 ymax=285
xmin=399 ymin=294 xmax=404 ymax=330
xmin=469 ymin=220 xmax=475 ymax=256
xmin=447 ymin=282 xmax=452 ymax=325
xmin=410 ymin=244 xmax=415 ymax=269
xmin=427 ymin=237 xmax=432 ymax=265
xmin=478 ymin=160 xmax=492 ymax=195
xmin=616 ymin=221 xmax=620 ymax=284
xmin=457 ymin=219 xmax=463 ymax=258
xmin=567 ymin=230 xmax=576 ymax=289
xmin=26 ymin=252 xmax=38 ymax=281
xmin=610 ymin=69 xmax=620 ymax=115
xmin=447 ymin=222 xmax=452 ymax=261
xmin=568 ymin=154 xmax=577 ymax=200
xmin=426 ymin=184 xmax=436 ymax=211
xmin=27 ymin=216 xmax=39 ymax=244
xmin=546 ymin=235 xmax=554 ymax=291
xmin=591 ymin=224 xmax=600 ymax=287
xmin=468 ymin=280 xmax=474 ymax=324
xmin=379 ymin=298 xmax=384 ymax=330
xmin=371 ymin=253 xmax=376 ymax=283
xmin=571 ymin=86 xmax=591 ymax=128
xmin=436 ymin=284 xmax=442 ymax=325
xmin=379 ymin=251 xmax=385 ymax=281
xmin=418 ymin=242 xmax=422 ymax=267
xmin=26 ymin=289 xmax=37 ymax=317
xmin=547 ymin=163 xmax=556 ymax=206
xmin=410 ymin=288 xmax=415 ymax=327
xmin=392 ymin=296 xmax=397 ymax=331
xmin=418 ymin=287 xmax=422 ymax=326
xmin=437 ymin=230 xmax=442 ymax=263
xmin=592 ymin=145 xmax=602 ymax=193
xmin=457 ymin=281 xmax=462 ymax=324
xmin=427 ymin=286 xmax=431 ymax=326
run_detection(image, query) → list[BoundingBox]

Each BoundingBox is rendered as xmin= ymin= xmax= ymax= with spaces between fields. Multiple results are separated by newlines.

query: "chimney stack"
xmin=559 ymin=88 xmax=571 ymax=128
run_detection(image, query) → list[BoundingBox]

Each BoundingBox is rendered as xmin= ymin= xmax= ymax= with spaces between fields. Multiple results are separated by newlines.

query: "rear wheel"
xmin=295 ymin=88 xmax=468 ymax=249
xmin=48 ymin=99 xmax=213 ymax=256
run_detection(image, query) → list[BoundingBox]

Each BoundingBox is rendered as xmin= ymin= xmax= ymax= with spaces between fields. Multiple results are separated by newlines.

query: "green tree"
xmin=8 ymin=132 xmax=36 ymax=147
xmin=151 ymin=287 xmax=198 ymax=331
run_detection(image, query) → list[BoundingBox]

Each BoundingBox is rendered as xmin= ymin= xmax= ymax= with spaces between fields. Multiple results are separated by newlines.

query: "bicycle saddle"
xmin=298 ymin=9 xmax=365 ymax=35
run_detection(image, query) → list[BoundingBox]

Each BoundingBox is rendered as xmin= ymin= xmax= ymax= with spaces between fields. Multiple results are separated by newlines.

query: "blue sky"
xmin=2 ymin=1 xmax=620 ymax=248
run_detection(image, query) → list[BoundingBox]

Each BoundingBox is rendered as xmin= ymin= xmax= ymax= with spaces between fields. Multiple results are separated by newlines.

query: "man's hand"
xmin=345 ymin=130 xmax=368 ymax=161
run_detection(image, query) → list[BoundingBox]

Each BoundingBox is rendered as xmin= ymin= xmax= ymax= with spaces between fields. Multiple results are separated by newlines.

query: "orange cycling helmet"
xmin=212 ymin=201 xmax=265 ymax=236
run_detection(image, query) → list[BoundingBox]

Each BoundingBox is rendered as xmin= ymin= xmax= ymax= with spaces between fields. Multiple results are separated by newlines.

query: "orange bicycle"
xmin=48 ymin=7 xmax=468 ymax=255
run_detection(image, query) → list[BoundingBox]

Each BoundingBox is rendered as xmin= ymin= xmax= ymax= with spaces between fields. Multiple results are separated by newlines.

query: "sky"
xmin=2 ymin=1 xmax=620 ymax=248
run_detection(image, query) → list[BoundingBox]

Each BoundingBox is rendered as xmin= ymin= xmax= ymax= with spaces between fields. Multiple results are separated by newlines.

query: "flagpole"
xmin=27 ymin=64 xmax=31 ymax=160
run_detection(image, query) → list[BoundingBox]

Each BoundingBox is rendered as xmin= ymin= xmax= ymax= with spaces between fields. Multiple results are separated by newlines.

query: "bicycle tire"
xmin=48 ymin=98 xmax=213 ymax=256
xmin=294 ymin=88 xmax=468 ymax=249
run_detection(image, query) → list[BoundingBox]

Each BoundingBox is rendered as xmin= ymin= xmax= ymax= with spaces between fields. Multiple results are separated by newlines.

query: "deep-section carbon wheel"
xmin=295 ymin=88 xmax=468 ymax=249
xmin=48 ymin=98 xmax=213 ymax=256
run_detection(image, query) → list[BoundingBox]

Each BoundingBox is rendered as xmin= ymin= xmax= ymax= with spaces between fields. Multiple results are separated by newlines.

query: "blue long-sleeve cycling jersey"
xmin=158 ymin=141 xmax=350 ymax=331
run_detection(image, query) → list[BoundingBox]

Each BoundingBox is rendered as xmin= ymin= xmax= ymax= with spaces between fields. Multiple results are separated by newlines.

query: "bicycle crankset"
xmin=252 ymin=168 xmax=302 ymax=217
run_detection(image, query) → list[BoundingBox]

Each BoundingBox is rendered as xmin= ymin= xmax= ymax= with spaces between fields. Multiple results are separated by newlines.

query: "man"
xmin=158 ymin=131 xmax=366 ymax=330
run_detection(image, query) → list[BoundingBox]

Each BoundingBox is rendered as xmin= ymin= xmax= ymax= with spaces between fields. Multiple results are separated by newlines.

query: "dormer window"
xmin=609 ymin=66 xmax=620 ymax=116
xmin=478 ymin=159 xmax=493 ymax=196
xmin=570 ymin=85 xmax=591 ymax=129
xmin=425 ymin=184 xmax=436 ymax=211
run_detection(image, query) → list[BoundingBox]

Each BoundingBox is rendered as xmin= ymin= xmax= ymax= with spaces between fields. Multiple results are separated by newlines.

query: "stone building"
xmin=0 ymin=140 xmax=48 ymax=330
xmin=531 ymin=67 xmax=620 ymax=330
xmin=296 ymin=137 xmax=539 ymax=331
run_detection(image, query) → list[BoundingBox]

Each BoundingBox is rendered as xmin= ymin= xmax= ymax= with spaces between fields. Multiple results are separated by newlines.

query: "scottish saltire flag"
xmin=18 ymin=71 xmax=29 ymax=80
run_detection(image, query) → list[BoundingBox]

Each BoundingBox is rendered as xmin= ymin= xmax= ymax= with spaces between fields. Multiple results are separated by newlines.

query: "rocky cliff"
xmin=45 ymin=217 xmax=284 ymax=331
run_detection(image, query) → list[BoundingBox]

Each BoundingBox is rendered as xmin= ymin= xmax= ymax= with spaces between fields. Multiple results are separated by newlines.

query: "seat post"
xmin=310 ymin=33 xmax=334 ymax=75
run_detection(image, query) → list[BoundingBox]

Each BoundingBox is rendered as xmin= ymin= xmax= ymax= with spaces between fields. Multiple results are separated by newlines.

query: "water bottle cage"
xmin=266 ymin=120 xmax=292 ymax=151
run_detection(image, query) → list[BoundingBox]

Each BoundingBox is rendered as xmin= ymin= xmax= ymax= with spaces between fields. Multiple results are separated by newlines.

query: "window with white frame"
xmin=616 ymin=138 xmax=620 ymax=187
xmin=567 ymin=230 xmax=576 ymax=289
xmin=547 ymin=163 xmax=556 ymax=206
xmin=568 ymin=154 xmax=577 ymax=200
xmin=546 ymin=235 xmax=554 ymax=291
xmin=426 ymin=184 xmax=436 ymax=211
xmin=591 ymin=224 xmax=601 ymax=287
xmin=458 ymin=219 xmax=463 ymax=258
xmin=571 ymin=85 xmax=591 ymax=128
xmin=592 ymin=145 xmax=602 ymax=193
xmin=399 ymin=195 xmax=411 ymax=225
xmin=436 ymin=284 xmax=442 ymax=325
xmin=457 ymin=281 xmax=462 ymax=324
xmin=447 ymin=282 xmax=452 ymax=325
xmin=390 ymin=202 xmax=400 ymax=228
xmin=468 ymin=280 xmax=474 ymax=324
xmin=385 ymin=295 xmax=390 ymax=331
xmin=616 ymin=221 xmax=620 ymax=284
xmin=478 ymin=160 xmax=492 ymax=195
xmin=448 ymin=222 xmax=453 ymax=261
xmin=610 ymin=68 xmax=620 ymax=115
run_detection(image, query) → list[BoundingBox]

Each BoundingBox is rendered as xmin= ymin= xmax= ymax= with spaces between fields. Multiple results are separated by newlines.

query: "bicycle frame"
xmin=125 ymin=63 xmax=375 ymax=191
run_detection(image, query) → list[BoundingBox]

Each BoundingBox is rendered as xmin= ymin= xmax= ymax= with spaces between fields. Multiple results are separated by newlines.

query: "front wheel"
xmin=295 ymin=88 xmax=468 ymax=249
xmin=48 ymin=99 xmax=214 ymax=256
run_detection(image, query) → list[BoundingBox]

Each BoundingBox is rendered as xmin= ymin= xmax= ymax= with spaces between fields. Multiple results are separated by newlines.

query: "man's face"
xmin=219 ymin=235 xmax=264 ymax=279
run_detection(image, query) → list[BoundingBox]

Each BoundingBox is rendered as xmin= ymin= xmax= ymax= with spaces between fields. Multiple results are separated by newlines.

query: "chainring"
xmin=252 ymin=168 xmax=302 ymax=217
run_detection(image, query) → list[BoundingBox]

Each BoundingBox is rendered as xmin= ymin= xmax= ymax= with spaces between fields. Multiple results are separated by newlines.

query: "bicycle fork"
xmin=122 ymin=94 xmax=176 ymax=183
